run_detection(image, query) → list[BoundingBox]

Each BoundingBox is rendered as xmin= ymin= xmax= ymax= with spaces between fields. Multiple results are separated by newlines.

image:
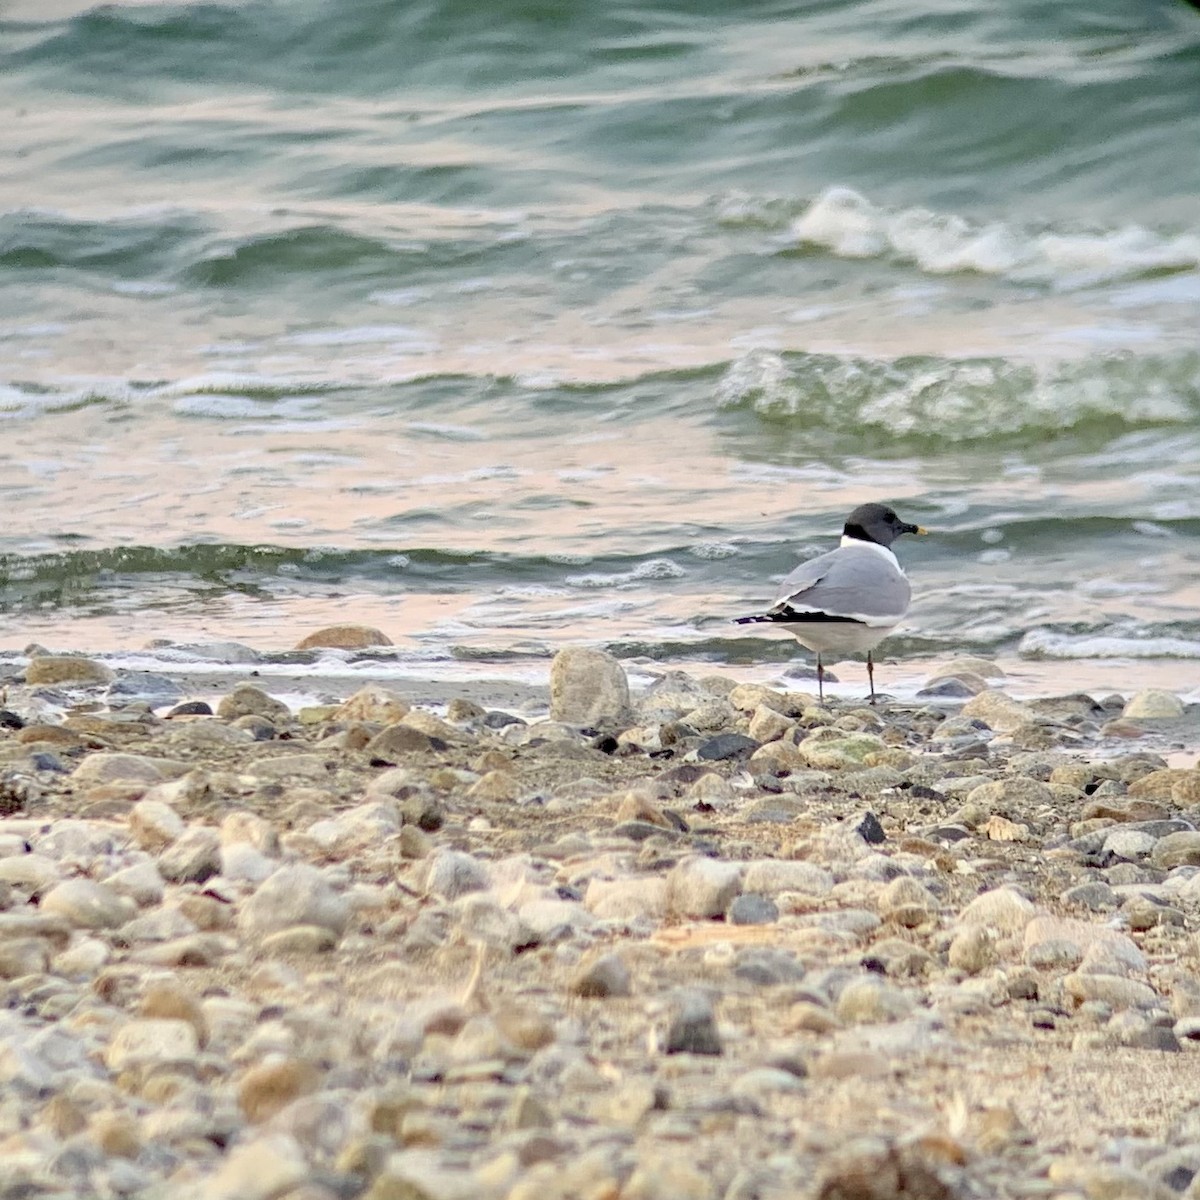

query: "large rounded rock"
xmin=667 ymin=857 xmax=743 ymax=919
xmin=296 ymin=624 xmax=393 ymax=650
xmin=41 ymin=879 xmax=134 ymax=930
xmin=238 ymin=865 xmax=350 ymax=939
xmin=1122 ymin=689 xmax=1184 ymax=720
xmin=960 ymin=690 xmax=1033 ymax=733
xmin=549 ymin=647 xmax=631 ymax=726
xmin=25 ymin=655 xmax=114 ymax=686
xmin=217 ymin=685 xmax=291 ymax=724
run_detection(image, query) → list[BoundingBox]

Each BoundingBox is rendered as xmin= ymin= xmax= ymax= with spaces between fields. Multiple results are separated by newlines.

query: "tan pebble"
xmin=784 ymin=1001 xmax=841 ymax=1034
xmin=728 ymin=683 xmax=790 ymax=713
xmin=296 ymin=623 xmax=393 ymax=650
xmin=494 ymin=1006 xmax=556 ymax=1052
xmin=25 ymin=655 xmax=115 ymax=686
xmin=960 ymin=689 xmax=1032 ymax=733
xmin=366 ymin=723 xmax=438 ymax=757
xmin=40 ymin=1094 xmax=87 ymax=1138
xmin=809 ymin=1050 xmax=891 ymax=1080
xmin=216 ymin=684 xmax=291 ymax=723
xmin=129 ymin=798 xmax=185 ymax=851
xmin=614 ymin=791 xmax=670 ymax=828
xmin=749 ymin=739 xmax=806 ymax=769
xmin=238 ymin=1057 xmax=320 ymax=1123
xmin=1128 ymin=768 xmax=1190 ymax=800
xmin=948 ymin=926 xmax=996 ymax=975
xmin=72 ymin=753 xmax=165 ymax=786
xmin=333 ymin=684 xmax=410 ymax=724
xmin=1173 ymin=772 xmax=1200 ymax=805
xmin=747 ymin=704 xmax=794 ymax=744
xmin=1122 ymin=688 xmax=1184 ymax=720
xmin=16 ymin=724 xmax=86 ymax=747
xmin=984 ymin=815 xmax=1029 ymax=842
xmin=928 ymin=656 xmax=1005 ymax=681
xmin=398 ymin=825 xmax=431 ymax=859
xmin=467 ymin=770 xmax=520 ymax=802
xmin=175 ymin=897 xmax=235 ymax=931
xmin=0 ymin=937 xmax=51 ymax=979
xmin=447 ymin=697 xmax=486 ymax=722
xmin=260 ymin=925 xmax=338 ymax=955
xmin=89 ymin=1112 xmax=141 ymax=1158
xmin=139 ymin=984 xmax=209 ymax=1047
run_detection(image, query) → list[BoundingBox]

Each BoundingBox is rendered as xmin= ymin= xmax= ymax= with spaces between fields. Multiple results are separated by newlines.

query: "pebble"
xmin=548 ymin=647 xmax=631 ymax=726
xmin=662 ymin=990 xmax=722 ymax=1055
xmin=24 ymin=654 xmax=115 ymax=686
xmin=666 ymin=857 xmax=743 ymax=918
xmin=1123 ymin=688 xmax=1185 ymax=720
xmin=571 ymin=952 xmax=632 ymax=998
xmin=295 ymin=624 xmax=393 ymax=650
xmin=238 ymin=864 xmax=350 ymax=939
xmin=40 ymin=878 xmax=134 ymax=929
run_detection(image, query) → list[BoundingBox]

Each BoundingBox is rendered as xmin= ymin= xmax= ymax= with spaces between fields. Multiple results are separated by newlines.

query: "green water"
xmin=2 ymin=0 xmax=1200 ymax=676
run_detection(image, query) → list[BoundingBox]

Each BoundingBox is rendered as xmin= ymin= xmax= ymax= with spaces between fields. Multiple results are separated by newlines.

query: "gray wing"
xmin=771 ymin=545 xmax=910 ymax=624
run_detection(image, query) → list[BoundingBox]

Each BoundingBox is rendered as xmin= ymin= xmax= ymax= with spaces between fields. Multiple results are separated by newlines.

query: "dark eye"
xmin=883 ymin=509 xmax=897 ymax=522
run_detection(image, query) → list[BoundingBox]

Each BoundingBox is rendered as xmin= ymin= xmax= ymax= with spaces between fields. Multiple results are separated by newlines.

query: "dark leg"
xmin=867 ymin=651 xmax=876 ymax=706
xmin=816 ymin=653 xmax=824 ymax=703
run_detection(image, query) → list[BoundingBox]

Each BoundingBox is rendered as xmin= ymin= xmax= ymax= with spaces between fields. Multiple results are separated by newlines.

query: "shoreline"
xmin=2 ymin=643 xmax=1200 ymax=1197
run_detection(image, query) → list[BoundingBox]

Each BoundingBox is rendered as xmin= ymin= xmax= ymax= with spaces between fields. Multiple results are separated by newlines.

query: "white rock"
xmin=40 ymin=878 xmax=134 ymax=930
xmin=305 ymin=800 xmax=400 ymax=853
xmin=220 ymin=810 xmax=279 ymax=852
xmin=196 ymin=1134 xmax=308 ymax=1200
xmin=549 ymin=647 xmax=631 ymax=726
xmin=220 ymin=842 xmax=279 ymax=884
xmin=32 ymin=820 xmax=122 ymax=861
xmin=960 ymin=690 xmax=1034 ymax=733
xmin=667 ymin=858 xmax=743 ymax=919
xmin=424 ymin=850 xmax=489 ymax=899
xmin=742 ymin=860 xmax=834 ymax=897
xmin=1122 ymin=688 xmax=1184 ymax=720
xmin=157 ymin=827 xmax=222 ymax=883
xmin=0 ymin=853 xmax=61 ymax=892
xmin=238 ymin=865 xmax=350 ymax=939
xmin=957 ymin=887 xmax=1037 ymax=933
xmin=72 ymin=752 xmax=165 ymax=784
xmin=105 ymin=1018 xmax=199 ymax=1070
xmin=585 ymin=875 xmax=669 ymax=921
xmin=129 ymin=799 xmax=185 ymax=851
xmin=104 ymin=860 xmax=166 ymax=907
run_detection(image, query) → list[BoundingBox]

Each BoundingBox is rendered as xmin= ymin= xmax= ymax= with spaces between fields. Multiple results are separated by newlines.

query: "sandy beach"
xmin=2 ymin=632 xmax=1200 ymax=1199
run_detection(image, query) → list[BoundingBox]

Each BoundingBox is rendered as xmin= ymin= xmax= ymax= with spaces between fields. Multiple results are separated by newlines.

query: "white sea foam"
xmin=790 ymin=186 xmax=1200 ymax=287
xmin=1020 ymin=627 xmax=1200 ymax=659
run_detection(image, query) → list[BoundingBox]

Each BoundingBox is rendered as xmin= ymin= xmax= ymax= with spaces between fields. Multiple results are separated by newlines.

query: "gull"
xmin=733 ymin=502 xmax=926 ymax=704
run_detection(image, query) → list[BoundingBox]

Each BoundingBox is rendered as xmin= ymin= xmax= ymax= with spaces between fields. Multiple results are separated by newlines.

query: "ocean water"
xmin=3 ymin=0 xmax=1200 ymax=692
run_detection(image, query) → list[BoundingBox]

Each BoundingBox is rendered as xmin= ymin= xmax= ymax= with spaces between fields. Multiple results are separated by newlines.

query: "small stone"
xmin=1123 ymin=689 xmax=1184 ymax=720
xmin=200 ymin=1133 xmax=308 ymax=1200
xmin=260 ymin=925 xmax=338 ymax=955
xmin=467 ymin=770 xmax=520 ymax=802
xmin=72 ymin=753 xmax=165 ymax=785
xmin=697 ymin=733 xmax=759 ymax=761
xmin=966 ymin=777 xmax=1054 ymax=810
xmin=25 ymin=655 xmax=114 ymax=686
xmin=41 ymin=878 xmax=133 ymax=930
xmin=0 ymin=938 xmax=51 ymax=979
xmin=366 ymin=724 xmax=440 ymax=758
xmin=549 ymin=647 xmax=631 ymax=726
xmin=424 ymin=850 xmax=489 ymax=899
xmin=129 ymin=798 xmax=185 ymax=851
xmin=334 ymin=684 xmax=411 ymax=725
xmin=216 ymin=684 xmax=291 ymax=723
xmin=960 ymin=690 xmax=1034 ymax=733
xmin=238 ymin=864 xmax=350 ymax=939
xmin=852 ymin=811 xmax=887 ymax=846
xmin=585 ymin=875 xmax=669 ymax=920
xmin=1063 ymin=973 xmax=1159 ymax=1010
xmin=663 ymin=990 xmax=722 ymax=1055
xmin=105 ymin=1018 xmax=199 ymax=1070
xmin=798 ymin=733 xmax=884 ymax=770
xmin=957 ymin=887 xmax=1036 ymax=932
xmin=296 ymin=623 xmax=393 ymax=650
xmin=748 ymin=705 xmax=794 ymax=744
xmin=728 ymin=893 xmax=779 ymax=925
xmin=667 ymin=857 xmax=743 ymax=919
xmin=571 ymin=952 xmax=632 ymax=998
xmin=157 ymin=826 xmax=222 ymax=883
xmin=1152 ymin=832 xmax=1200 ymax=869
xmin=948 ymin=926 xmax=996 ymax=974
xmin=742 ymin=860 xmax=834 ymax=896
xmin=835 ymin=979 xmax=914 ymax=1025
xmin=139 ymin=984 xmax=209 ymax=1046
xmin=238 ymin=1058 xmax=321 ymax=1123
xmin=166 ymin=700 xmax=214 ymax=718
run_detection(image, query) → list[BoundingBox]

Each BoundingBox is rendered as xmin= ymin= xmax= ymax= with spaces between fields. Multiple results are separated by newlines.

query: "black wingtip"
xmin=732 ymin=614 xmax=770 ymax=625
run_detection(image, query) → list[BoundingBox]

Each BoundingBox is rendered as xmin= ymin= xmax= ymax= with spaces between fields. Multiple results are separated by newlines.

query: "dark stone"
xmin=28 ymin=753 xmax=65 ymax=774
xmin=733 ymin=947 xmax=803 ymax=984
xmin=590 ymin=734 xmax=619 ymax=754
xmin=1124 ymin=1026 xmax=1181 ymax=1053
xmin=852 ymin=811 xmax=886 ymax=845
xmin=930 ymin=824 xmax=972 ymax=843
xmin=662 ymin=808 xmax=690 ymax=833
xmin=697 ymin=733 xmax=759 ymax=762
xmin=401 ymin=795 xmax=445 ymax=832
xmin=107 ymin=672 xmax=185 ymax=708
xmin=916 ymin=677 xmax=977 ymax=699
xmin=166 ymin=700 xmax=214 ymax=718
xmin=0 ymin=710 xmax=24 ymax=730
xmin=483 ymin=710 xmax=526 ymax=729
xmin=728 ymin=893 xmax=779 ymax=926
xmin=611 ymin=820 xmax=680 ymax=842
xmin=664 ymin=991 xmax=722 ymax=1055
